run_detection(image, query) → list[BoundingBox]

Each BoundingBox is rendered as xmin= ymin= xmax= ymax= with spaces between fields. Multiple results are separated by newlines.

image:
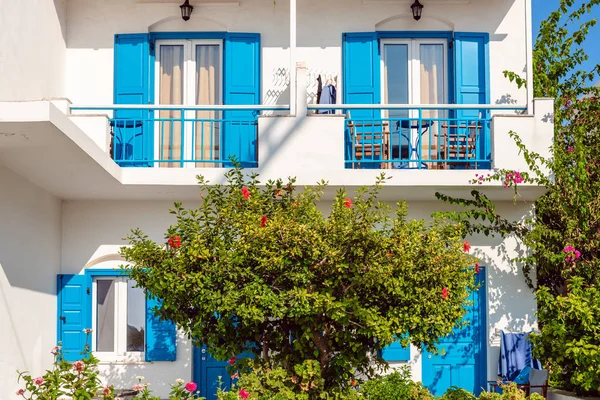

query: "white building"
xmin=0 ymin=0 xmax=552 ymax=398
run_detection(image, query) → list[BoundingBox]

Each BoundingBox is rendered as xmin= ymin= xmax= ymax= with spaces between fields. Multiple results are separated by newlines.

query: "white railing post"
xmin=296 ymin=62 xmax=308 ymax=116
xmin=289 ymin=0 xmax=297 ymax=116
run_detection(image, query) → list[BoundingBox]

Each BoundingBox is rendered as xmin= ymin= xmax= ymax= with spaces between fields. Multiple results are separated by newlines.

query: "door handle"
xmin=60 ymin=316 xmax=66 ymax=323
xmin=201 ymin=349 xmax=206 ymax=353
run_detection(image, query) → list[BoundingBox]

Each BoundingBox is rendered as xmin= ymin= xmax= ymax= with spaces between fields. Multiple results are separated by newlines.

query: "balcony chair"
xmin=347 ymin=119 xmax=390 ymax=169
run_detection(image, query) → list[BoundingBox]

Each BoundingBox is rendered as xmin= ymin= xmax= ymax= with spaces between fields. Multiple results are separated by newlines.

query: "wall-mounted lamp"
xmin=411 ymin=0 xmax=424 ymax=21
xmin=180 ymin=0 xmax=194 ymax=21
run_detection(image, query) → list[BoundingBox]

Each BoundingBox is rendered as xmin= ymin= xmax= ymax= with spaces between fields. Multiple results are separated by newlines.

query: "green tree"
xmin=121 ymin=167 xmax=478 ymax=396
xmin=436 ymin=0 xmax=600 ymax=394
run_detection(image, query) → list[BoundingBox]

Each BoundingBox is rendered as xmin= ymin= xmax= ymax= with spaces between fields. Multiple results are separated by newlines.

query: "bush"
xmin=531 ymin=278 xmax=600 ymax=395
xmin=360 ymin=367 xmax=433 ymax=400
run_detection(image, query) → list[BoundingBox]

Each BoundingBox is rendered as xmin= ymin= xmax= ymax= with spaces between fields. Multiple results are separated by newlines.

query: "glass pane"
xmin=159 ymin=45 xmax=184 ymax=167
xmin=419 ymin=44 xmax=445 ymax=114
xmin=384 ymin=44 xmax=409 ymax=119
xmin=96 ymin=279 xmax=115 ymax=352
xmin=194 ymin=44 xmax=221 ymax=167
xmin=127 ymin=280 xmax=146 ymax=352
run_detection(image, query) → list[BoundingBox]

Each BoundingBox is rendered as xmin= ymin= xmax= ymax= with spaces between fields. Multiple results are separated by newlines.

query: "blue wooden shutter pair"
xmin=114 ymin=33 xmax=260 ymax=168
xmin=114 ymin=34 xmax=153 ymax=167
xmin=57 ymin=274 xmax=176 ymax=362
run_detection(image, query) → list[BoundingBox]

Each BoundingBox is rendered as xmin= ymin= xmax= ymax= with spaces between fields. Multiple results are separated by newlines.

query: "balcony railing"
xmin=308 ymin=104 xmax=527 ymax=170
xmin=70 ymin=105 xmax=290 ymax=168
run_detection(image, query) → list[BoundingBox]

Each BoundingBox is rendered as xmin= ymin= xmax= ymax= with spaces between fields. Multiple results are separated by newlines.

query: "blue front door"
xmin=422 ymin=269 xmax=487 ymax=396
xmin=193 ymin=347 xmax=234 ymax=400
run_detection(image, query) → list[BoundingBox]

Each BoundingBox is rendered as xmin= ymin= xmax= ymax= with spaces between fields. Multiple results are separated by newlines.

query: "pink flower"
xmin=475 ymin=263 xmax=480 ymax=274
xmin=564 ymin=246 xmax=582 ymax=262
xmin=34 ymin=377 xmax=44 ymax=386
xmin=132 ymin=384 xmax=144 ymax=392
xmin=185 ymin=382 xmax=197 ymax=393
xmin=16 ymin=389 xmax=25 ymax=396
xmin=260 ymin=215 xmax=268 ymax=227
xmin=73 ymin=360 xmax=85 ymax=372
xmin=50 ymin=346 xmax=61 ymax=355
xmin=103 ymin=386 xmax=111 ymax=396
xmin=463 ymin=241 xmax=471 ymax=252
xmin=344 ymin=198 xmax=352 ymax=208
xmin=567 ymin=147 xmax=574 ymax=153
xmin=242 ymin=187 xmax=250 ymax=200
xmin=168 ymin=235 xmax=182 ymax=248
xmin=231 ymin=372 xmax=239 ymax=380
xmin=83 ymin=328 xmax=93 ymax=334
xmin=228 ymin=356 xmax=238 ymax=365
xmin=442 ymin=288 xmax=449 ymax=300
xmin=239 ymin=389 xmax=250 ymax=399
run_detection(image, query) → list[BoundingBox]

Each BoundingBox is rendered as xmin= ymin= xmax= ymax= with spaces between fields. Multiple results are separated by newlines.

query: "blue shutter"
xmin=57 ymin=274 xmax=91 ymax=362
xmin=223 ymin=33 xmax=261 ymax=168
xmin=145 ymin=296 xmax=177 ymax=361
xmin=342 ymin=33 xmax=381 ymax=169
xmin=114 ymin=34 xmax=153 ymax=167
xmin=454 ymin=32 xmax=490 ymax=167
xmin=382 ymin=340 xmax=410 ymax=362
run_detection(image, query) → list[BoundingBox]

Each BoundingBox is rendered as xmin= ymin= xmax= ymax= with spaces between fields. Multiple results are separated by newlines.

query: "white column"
xmin=525 ymin=0 xmax=534 ymax=114
xmin=289 ymin=0 xmax=297 ymax=116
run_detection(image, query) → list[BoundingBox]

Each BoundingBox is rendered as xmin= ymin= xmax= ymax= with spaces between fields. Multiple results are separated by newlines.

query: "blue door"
xmin=193 ymin=347 xmax=234 ymax=400
xmin=422 ymin=269 xmax=487 ymax=396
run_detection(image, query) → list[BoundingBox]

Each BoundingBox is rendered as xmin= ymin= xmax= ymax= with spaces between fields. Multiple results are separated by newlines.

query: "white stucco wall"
xmin=0 ymin=165 xmax=63 ymax=397
xmin=0 ymin=0 xmax=67 ymax=101
xmin=65 ymin=0 xmax=529 ymax=108
xmin=61 ymin=197 xmax=536 ymax=396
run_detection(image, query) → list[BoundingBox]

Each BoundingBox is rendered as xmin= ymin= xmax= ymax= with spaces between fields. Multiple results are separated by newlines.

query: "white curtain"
xmin=419 ymin=44 xmax=445 ymax=163
xmin=159 ymin=45 xmax=184 ymax=168
xmin=195 ymin=45 xmax=220 ymax=167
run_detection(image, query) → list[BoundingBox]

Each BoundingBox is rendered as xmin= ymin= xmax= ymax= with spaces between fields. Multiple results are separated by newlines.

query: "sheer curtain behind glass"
xmin=420 ymin=44 xmax=444 ymax=163
xmin=96 ymin=280 xmax=115 ymax=352
xmin=195 ymin=45 xmax=220 ymax=167
xmin=159 ymin=45 xmax=184 ymax=167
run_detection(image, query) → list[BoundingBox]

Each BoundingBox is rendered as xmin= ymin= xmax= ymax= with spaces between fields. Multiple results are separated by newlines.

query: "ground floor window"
xmin=92 ymin=277 xmax=146 ymax=361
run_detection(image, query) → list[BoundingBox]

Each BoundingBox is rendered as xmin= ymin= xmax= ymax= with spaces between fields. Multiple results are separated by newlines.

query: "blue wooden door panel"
xmin=145 ymin=296 xmax=177 ymax=361
xmin=114 ymin=34 xmax=153 ymax=167
xmin=422 ymin=269 xmax=486 ymax=396
xmin=454 ymin=32 xmax=490 ymax=167
xmin=342 ymin=33 xmax=382 ymax=168
xmin=57 ymin=274 xmax=91 ymax=362
xmin=194 ymin=347 xmax=234 ymax=400
xmin=223 ymin=33 xmax=260 ymax=168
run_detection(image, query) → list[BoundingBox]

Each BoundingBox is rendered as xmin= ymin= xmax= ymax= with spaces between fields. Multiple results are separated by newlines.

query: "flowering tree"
xmin=122 ymin=167 xmax=477 ymax=394
xmin=436 ymin=0 xmax=600 ymax=394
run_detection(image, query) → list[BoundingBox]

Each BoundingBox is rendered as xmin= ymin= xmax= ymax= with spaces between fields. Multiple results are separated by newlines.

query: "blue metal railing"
xmin=308 ymin=104 xmax=527 ymax=170
xmin=70 ymin=105 xmax=290 ymax=168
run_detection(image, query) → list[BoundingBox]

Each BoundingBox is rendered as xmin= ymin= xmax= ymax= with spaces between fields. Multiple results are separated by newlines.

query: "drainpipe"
xmin=525 ymin=0 xmax=533 ymax=114
xmin=290 ymin=0 xmax=297 ymax=116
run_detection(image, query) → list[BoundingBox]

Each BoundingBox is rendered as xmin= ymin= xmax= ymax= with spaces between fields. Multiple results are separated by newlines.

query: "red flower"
xmin=463 ymin=241 xmax=471 ymax=252
xmin=239 ymin=389 xmax=250 ymax=399
xmin=242 ymin=187 xmax=250 ymax=200
xmin=291 ymin=202 xmax=298 ymax=208
xmin=16 ymin=389 xmax=25 ymax=396
xmin=185 ymin=382 xmax=197 ymax=393
xmin=442 ymin=288 xmax=449 ymax=299
xmin=261 ymin=215 xmax=268 ymax=227
xmin=475 ymin=263 xmax=480 ymax=274
xmin=276 ymin=189 xmax=283 ymax=196
xmin=351 ymin=380 xmax=356 ymax=387
xmin=168 ymin=236 xmax=181 ymax=249
xmin=344 ymin=198 xmax=352 ymax=208
xmin=228 ymin=356 xmax=238 ymax=365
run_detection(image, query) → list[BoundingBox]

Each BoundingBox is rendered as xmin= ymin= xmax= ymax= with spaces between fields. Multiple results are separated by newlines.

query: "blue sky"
xmin=532 ymin=0 xmax=600 ymax=79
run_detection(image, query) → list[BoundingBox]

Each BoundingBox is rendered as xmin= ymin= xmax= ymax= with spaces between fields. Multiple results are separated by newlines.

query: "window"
xmin=154 ymin=39 xmax=223 ymax=167
xmin=92 ymin=277 xmax=146 ymax=361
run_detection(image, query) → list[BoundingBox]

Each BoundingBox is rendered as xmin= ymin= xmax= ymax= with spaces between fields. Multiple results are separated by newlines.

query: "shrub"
xmin=440 ymin=386 xmax=476 ymax=400
xmin=360 ymin=367 xmax=433 ymax=400
xmin=122 ymin=167 xmax=479 ymax=393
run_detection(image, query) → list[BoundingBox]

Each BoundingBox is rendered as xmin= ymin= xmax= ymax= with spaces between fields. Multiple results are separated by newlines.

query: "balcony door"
xmin=155 ymin=40 xmax=222 ymax=167
xmin=381 ymin=39 xmax=447 ymax=167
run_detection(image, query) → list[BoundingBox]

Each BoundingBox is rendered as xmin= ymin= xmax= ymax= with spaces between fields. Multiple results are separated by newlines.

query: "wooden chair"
xmin=347 ymin=121 xmax=390 ymax=169
xmin=438 ymin=122 xmax=482 ymax=169
xmin=488 ymin=369 xmax=549 ymax=399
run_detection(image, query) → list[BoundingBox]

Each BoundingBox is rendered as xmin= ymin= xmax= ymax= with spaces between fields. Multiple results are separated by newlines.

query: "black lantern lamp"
xmin=180 ymin=0 xmax=193 ymax=21
xmin=411 ymin=0 xmax=424 ymax=21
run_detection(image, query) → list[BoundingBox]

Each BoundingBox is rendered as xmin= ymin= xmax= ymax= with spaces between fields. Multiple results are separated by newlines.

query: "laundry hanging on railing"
xmin=316 ymin=74 xmax=337 ymax=114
